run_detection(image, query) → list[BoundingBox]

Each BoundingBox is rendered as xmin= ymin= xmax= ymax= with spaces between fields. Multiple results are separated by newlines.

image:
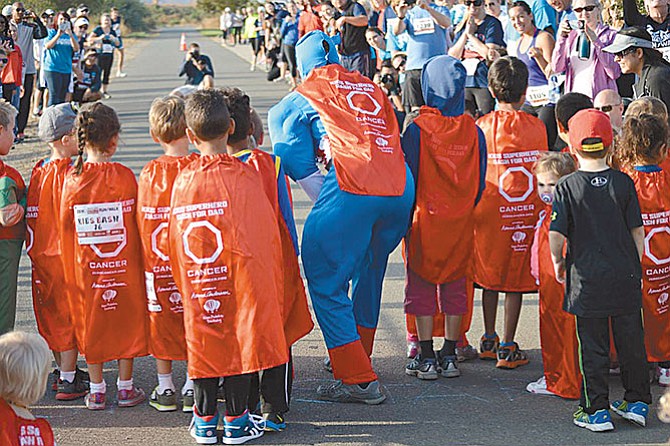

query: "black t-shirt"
xmin=635 ymin=62 xmax=670 ymax=111
xmin=550 ymin=169 xmax=643 ymax=318
xmin=623 ymin=0 xmax=670 ymax=60
xmin=338 ymin=0 xmax=369 ymax=56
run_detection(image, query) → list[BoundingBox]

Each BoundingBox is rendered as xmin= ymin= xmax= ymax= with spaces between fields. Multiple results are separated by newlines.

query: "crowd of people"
xmin=3 ymin=0 xmax=670 ymax=444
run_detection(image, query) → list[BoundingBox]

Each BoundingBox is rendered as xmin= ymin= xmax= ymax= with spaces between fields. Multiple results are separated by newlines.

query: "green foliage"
xmin=196 ymin=0 xmax=252 ymax=14
xmin=150 ymin=4 xmax=205 ymax=27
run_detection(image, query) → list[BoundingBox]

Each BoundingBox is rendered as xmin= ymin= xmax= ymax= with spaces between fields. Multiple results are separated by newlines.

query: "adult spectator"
xmin=110 ymin=7 xmax=126 ymax=78
xmin=393 ymin=0 xmax=451 ymax=112
xmin=548 ymin=0 xmax=577 ymax=24
xmin=43 ymin=11 xmax=78 ymax=105
xmin=178 ymin=42 xmax=214 ymax=88
xmin=623 ymin=0 xmax=670 ymax=61
xmin=88 ymin=13 xmax=120 ymax=99
xmin=76 ymin=4 xmax=89 ymax=19
xmin=508 ymin=0 xmax=557 ymax=147
xmin=551 ymin=0 xmax=619 ymax=99
xmin=485 ymin=0 xmax=511 ymax=42
xmin=449 ymin=0 xmax=504 ymax=115
xmin=10 ymin=2 xmax=46 ymax=141
xmin=374 ymin=59 xmax=403 ymax=112
xmin=370 ymin=0 xmax=396 ymax=33
xmin=298 ymin=0 xmax=323 ymax=37
xmin=605 ymin=27 xmax=670 ymax=107
xmin=320 ymin=3 xmax=338 ymax=36
xmin=281 ymin=2 xmax=300 ymax=89
xmin=220 ymin=7 xmax=232 ymax=43
xmin=506 ymin=0 xmax=557 ymax=42
xmin=593 ymin=88 xmax=624 ymax=133
xmin=31 ymin=9 xmax=53 ymax=118
xmin=333 ymin=0 xmax=371 ymax=77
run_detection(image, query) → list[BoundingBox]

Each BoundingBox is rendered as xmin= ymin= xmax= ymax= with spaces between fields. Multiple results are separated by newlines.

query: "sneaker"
xmin=189 ymin=410 xmax=219 ymax=445
xmin=56 ymin=373 xmax=89 ymax=400
xmin=316 ymin=380 xmax=386 ymax=405
xmin=149 ymin=386 xmax=177 ymax=412
xmin=323 ymin=357 xmax=333 ymax=373
xmin=117 ymin=386 xmax=146 ymax=408
xmin=50 ymin=368 xmax=59 ymax=391
xmin=405 ymin=355 xmax=438 ymax=380
xmin=262 ymin=412 xmax=286 ymax=432
xmin=250 ymin=65 xmax=256 ymax=72
xmin=573 ymin=408 xmax=614 ymax=432
xmin=116 ymin=71 xmax=127 ymax=78
xmin=85 ymin=392 xmax=106 ymax=410
xmin=479 ymin=334 xmax=499 ymax=360
xmin=496 ymin=342 xmax=529 ymax=369
xmin=658 ymin=366 xmax=670 ymax=387
xmin=76 ymin=367 xmax=90 ymax=385
xmin=183 ymin=388 xmax=194 ymax=412
xmin=610 ymin=400 xmax=649 ymax=427
xmin=436 ymin=352 xmax=461 ymax=378
xmin=526 ymin=376 xmax=556 ymax=396
xmin=102 ymin=93 xmax=112 ymax=99
xmin=407 ymin=341 xmax=419 ymax=359
xmin=222 ymin=411 xmax=265 ymax=445
xmin=456 ymin=344 xmax=479 ymax=362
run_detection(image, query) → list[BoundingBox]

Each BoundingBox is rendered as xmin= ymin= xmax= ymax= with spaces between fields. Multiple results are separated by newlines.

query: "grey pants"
xmin=0 ymin=239 xmax=23 ymax=335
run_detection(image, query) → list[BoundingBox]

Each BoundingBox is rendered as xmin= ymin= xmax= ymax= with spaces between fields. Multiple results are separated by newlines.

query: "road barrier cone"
xmin=180 ymin=33 xmax=187 ymax=51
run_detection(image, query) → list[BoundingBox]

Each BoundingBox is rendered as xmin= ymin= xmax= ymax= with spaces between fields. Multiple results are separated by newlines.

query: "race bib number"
xmin=526 ymin=85 xmax=550 ymax=107
xmin=412 ymin=17 xmax=435 ymax=35
xmin=74 ymin=202 xmax=124 ymax=245
xmin=102 ymin=43 xmax=114 ymax=53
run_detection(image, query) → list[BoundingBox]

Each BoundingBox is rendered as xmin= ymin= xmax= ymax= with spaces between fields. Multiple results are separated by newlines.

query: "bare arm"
xmin=549 ymin=230 xmax=567 ymax=283
xmin=420 ymin=0 xmax=450 ymax=28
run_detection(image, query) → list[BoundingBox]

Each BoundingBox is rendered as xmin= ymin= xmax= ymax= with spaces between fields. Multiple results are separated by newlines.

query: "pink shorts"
xmin=404 ymin=266 xmax=467 ymax=316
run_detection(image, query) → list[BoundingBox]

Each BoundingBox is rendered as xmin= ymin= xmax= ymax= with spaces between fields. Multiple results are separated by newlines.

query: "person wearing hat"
xmin=75 ymin=4 xmax=89 ymax=19
xmin=73 ymin=49 xmax=101 ymax=103
xmin=604 ymin=26 xmax=670 ymax=109
xmin=549 ymin=108 xmax=652 ymax=432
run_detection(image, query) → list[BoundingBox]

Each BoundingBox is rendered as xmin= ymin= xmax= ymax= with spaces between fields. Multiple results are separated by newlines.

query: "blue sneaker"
xmin=189 ymin=410 xmax=219 ymax=444
xmin=222 ymin=410 xmax=265 ymax=444
xmin=262 ymin=412 xmax=286 ymax=432
xmin=573 ymin=408 xmax=614 ymax=432
xmin=610 ymin=400 xmax=649 ymax=427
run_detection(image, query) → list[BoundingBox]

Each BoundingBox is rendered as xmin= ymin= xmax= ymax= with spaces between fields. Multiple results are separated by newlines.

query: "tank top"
xmin=514 ymin=29 xmax=551 ymax=107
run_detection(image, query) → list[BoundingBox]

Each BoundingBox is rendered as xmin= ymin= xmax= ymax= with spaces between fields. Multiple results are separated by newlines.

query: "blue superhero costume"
xmin=269 ymin=31 xmax=415 ymax=386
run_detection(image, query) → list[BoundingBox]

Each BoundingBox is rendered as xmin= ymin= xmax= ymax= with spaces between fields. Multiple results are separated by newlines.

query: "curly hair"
xmin=614 ymin=113 xmax=669 ymax=169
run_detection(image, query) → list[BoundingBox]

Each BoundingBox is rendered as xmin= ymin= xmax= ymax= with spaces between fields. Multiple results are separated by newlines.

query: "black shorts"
xmin=401 ymin=69 xmax=424 ymax=111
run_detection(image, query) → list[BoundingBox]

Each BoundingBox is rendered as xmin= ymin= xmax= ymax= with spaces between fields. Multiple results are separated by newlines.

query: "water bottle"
xmin=577 ymin=20 xmax=591 ymax=60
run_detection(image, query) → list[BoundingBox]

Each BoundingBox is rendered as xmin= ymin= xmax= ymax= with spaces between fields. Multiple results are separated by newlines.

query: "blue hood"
xmin=296 ymin=30 xmax=340 ymax=78
xmin=421 ymin=55 xmax=466 ymax=117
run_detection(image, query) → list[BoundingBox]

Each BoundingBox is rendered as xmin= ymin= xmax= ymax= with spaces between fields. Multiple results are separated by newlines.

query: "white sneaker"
xmin=250 ymin=65 xmax=256 ymax=72
xmin=526 ymin=376 xmax=556 ymax=395
xmin=658 ymin=366 xmax=670 ymax=387
xmin=116 ymin=71 xmax=127 ymax=78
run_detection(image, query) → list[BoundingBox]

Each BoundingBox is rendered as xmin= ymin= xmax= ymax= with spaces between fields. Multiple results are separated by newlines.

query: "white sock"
xmin=90 ymin=380 xmax=106 ymax=394
xmin=182 ymin=375 xmax=194 ymax=395
xmin=157 ymin=373 xmax=175 ymax=393
xmin=60 ymin=370 xmax=76 ymax=383
xmin=117 ymin=378 xmax=133 ymax=391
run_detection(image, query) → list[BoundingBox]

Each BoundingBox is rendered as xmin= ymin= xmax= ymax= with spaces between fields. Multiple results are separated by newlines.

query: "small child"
xmin=526 ymin=152 xmax=581 ymax=398
xmin=27 ymin=103 xmax=88 ymax=401
xmin=0 ymin=100 xmax=24 ymax=336
xmin=473 ymin=56 xmax=548 ymax=368
xmin=170 ymin=89 xmax=288 ymax=445
xmin=137 ymin=96 xmax=198 ymax=413
xmin=0 ymin=331 xmax=55 ymax=446
xmin=550 ymin=108 xmax=652 ymax=431
xmin=613 ymin=112 xmax=670 ymax=388
xmin=59 ymin=102 xmax=149 ymax=410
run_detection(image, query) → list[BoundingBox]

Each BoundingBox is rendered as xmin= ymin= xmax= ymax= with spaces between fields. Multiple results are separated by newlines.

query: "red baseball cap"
xmin=568 ymin=108 xmax=613 ymax=153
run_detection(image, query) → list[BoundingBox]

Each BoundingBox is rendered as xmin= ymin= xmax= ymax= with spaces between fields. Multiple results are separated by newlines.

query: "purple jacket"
xmin=551 ymin=24 xmax=620 ymax=98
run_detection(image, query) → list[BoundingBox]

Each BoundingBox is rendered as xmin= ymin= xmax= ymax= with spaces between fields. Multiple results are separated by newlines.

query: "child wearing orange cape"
xmin=170 ymin=89 xmax=288 ymax=445
xmin=27 ymin=103 xmax=88 ymax=401
xmin=59 ymin=102 xmax=148 ymax=411
xmin=138 ymin=96 xmax=198 ymax=413
xmin=473 ymin=57 xmax=548 ymax=369
xmin=613 ymin=112 xmax=670 ymax=388
xmin=222 ymin=87 xmax=313 ymax=431
xmin=526 ymin=152 xmax=581 ymax=398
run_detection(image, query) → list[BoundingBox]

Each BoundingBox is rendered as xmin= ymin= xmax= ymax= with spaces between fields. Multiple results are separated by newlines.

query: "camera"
xmin=59 ymin=21 xmax=70 ymax=31
xmin=380 ymin=73 xmax=394 ymax=86
xmin=405 ymin=0 xmax=417 ymax=6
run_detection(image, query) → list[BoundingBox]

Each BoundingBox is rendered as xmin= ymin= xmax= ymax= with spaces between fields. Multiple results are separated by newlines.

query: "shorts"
xmin=116 ymin=37 xmax=124 ymax=50
xmin=404 ymin=266 xmax=467 ymax=316
xmin=68 ymin=72 xmax=74 ymax=94
xmin=38 ymin=67 xmax=46 ymax=90
xmin=401 ymin=69 xmax=424 ymax=111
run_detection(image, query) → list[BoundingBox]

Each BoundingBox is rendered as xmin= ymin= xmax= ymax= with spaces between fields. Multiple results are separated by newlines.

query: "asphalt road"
xmin=10 ymin=27 xmax=670 ymax=445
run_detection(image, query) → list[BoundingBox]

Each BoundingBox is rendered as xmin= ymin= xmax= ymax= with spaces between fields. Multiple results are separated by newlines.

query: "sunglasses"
xmin=14 ymin=7 xmax=24 ymax=12
xmin=573 ymin=4 xmax=597 ymax=12
xmin=595 ymin=104 xmax=620 ymax=112
xmin=465 ymin=0 xmax=483 ymax=6
xmin=79 ymin=25 xmax=88 ymax=29
xmin=614 ymin=47 xmax=637 ymax=58
xmin=486 ymin=2 xmax=497 ymax=6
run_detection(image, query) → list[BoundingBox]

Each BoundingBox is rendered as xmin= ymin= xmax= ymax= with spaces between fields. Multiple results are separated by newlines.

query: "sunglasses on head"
xmin=573 ymin=4 xmax=596 ymax=12
xmin=465 ymin=0 xmax=483 ymax=6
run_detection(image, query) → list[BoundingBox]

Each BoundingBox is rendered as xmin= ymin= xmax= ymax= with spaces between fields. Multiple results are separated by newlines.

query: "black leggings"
xmin=194 ymin=373 xmax=255 ymax=417
xmin=521 ymin=103 xmax=558 ymax=151
xmin=98 ymin=53 xmax=114 ymax=85
xmin=465 ymin=87 xmax=495 ymax=116
xmin=282 ymin=44 xmax=297 ymax=78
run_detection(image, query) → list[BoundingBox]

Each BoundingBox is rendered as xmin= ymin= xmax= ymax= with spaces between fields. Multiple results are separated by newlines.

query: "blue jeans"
xmin=340 ymin=51 xmax=371 ymax=79
xmin=44 ymin=70 xmax=70 ymax=106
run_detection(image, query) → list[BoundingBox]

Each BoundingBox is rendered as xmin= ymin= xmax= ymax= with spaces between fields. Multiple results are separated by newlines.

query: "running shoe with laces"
xmin=316 ymin=380 xmax=386 ymax=405
xmin=479 ymin=334 xmax=499 ymax=360
xmin=526 ymin=376 xmax=556 ymax=395
xmin=222 ymin=410 xmax=265 ymax=445
xmin=657 ymin=366 xmax=670 ymax=387
xmin=85 ymin=392 xmax=106 ymax=410
xmin=117 ymin=386 xmax=146 ymax=408
xmin=76 ymin=367 xmax=90 ymax=384
xmin=435 ymin=352 xmax=461 ymax=378
xmin=189 ymin=410 xmax=219 ymax=445
xmin=262 ymin=412 xmax=286 ymax=432
xmin=456 ymin=344 xmax=479 ymax=362
xmin=496 ymin=342 xmax=529 ymax=369
xmin=50 ymin=368 xmax=59 ymax=391
xmin=183 ymin=388 xmax=195 ymax=412
xmin=573 ymin=408 xmax=614 ymax=432
xmin=610 ymin=400 xmax=649 ymax=427
xmin=56 ymin=372 xmax=89 ymax=401
xmin=405 ymin=355 xmax=438 ymax=380
xmin=149 ymin=386 xmax=177 ymax=412
xmin=323 ymin=357 xmax=333 ymax=373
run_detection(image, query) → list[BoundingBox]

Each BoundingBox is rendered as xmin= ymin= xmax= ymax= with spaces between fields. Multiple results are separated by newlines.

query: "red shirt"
xmin=298 ymin=6 xmax=323 ymax=37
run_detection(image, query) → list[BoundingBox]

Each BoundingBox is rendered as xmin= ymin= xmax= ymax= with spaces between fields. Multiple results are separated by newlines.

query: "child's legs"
xmin=88 ymin=363 xmax=104 ymax=384
xmin=503 ymin=292 xmax=522 ymax=343
xmin=611 ymin=312 xmax=652 ymax=405
xmin=224 ymin=373 xmax=254 ymax=417
xmin=194 ymin=377 xmax=219 ymax=416
xmin=53 ymin=351 xmax=61 ymax=368
xmin=260 ymin=350 xmax=293 ymax=414
xmin=60 ymin=349 xmax=78 ymax=373
xmin=438 ymin=278 xmax=467 ymax=341
xmin=156 ymin=358 xmax=172 ymax=375
xmin=405 ymin=267 xmax=438 ymax=342
xmin=482 ymin=289 xmax=499 ymax=335
xmin=118 ymin=358 xmax=134 ymax=381
xmin=575 ymin=316 xmax=610 ymax=413
xmin=0 ymin=239 xmax=22 ymax=335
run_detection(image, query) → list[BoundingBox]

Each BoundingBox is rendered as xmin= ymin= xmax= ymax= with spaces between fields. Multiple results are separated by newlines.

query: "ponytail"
xmin=74 ymin=110 xmax=88 ymax=175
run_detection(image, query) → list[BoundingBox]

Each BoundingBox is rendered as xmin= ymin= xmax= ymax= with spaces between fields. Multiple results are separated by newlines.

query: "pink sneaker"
xmin=85 ymin=392 xmax=106 ymax=410
xmin=117 ymin=387 xmax=146 ymax=408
